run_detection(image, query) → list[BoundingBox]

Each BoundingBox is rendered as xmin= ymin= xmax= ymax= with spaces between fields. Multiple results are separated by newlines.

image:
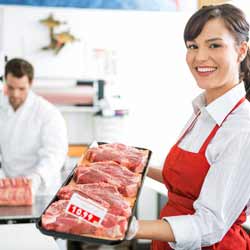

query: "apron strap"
xmin=176 ymin=110 xmax=201 ymax=145
xmin=199 ymin=96 xmax=246 ymax=153
xmin=199 ymin=125 xmax=219 ymax=153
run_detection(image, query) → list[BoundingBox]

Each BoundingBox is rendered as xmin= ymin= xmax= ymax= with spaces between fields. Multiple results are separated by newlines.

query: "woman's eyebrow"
xmin=205 ymin=37 xmax=223 ymax=43
xmin=186 ymin=37 xmax=223 ymax=43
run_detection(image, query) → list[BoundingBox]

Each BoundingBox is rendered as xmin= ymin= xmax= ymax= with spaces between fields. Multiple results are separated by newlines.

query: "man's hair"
xmin=4 ymin=58 xmax=34 ymax=83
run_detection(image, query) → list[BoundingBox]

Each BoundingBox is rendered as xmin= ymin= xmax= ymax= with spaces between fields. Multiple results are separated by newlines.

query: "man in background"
xmin=0 ymin=58 xmax=68 ymax=195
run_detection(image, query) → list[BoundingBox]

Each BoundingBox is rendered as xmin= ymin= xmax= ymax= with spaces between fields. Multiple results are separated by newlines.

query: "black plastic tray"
xmin=36 ymin=142 xmax=152 ymax=245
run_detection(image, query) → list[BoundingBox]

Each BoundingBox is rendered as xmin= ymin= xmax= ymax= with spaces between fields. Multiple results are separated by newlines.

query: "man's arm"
xmin=32 ymin=109 xmax=68 ymax=191
xmin=0 ymin=146 xmax=5 ymax=178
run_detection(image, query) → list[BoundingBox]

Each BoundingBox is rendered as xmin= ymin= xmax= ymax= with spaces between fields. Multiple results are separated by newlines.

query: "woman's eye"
xmin=210 ymin=43 xmax=221 ymax=48
xmin=187 ymin=44 xmax=198 ymax=49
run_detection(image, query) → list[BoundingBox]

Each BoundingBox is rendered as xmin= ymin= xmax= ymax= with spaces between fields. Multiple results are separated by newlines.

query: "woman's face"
xmin=186 ymin=18 xmax=247 ymax=104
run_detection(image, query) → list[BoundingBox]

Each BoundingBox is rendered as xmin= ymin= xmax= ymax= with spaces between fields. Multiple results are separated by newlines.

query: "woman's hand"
xmin=126 ymin=217 xmax=176 ymax=242
xmin=126 ymin=216 xmax=139 ymax=240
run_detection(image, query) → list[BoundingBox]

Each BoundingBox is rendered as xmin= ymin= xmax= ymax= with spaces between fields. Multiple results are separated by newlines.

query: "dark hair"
xmin=4 ymin=58 xmax=34 ymax=83
xmin=184 ymin=4 xmax=250 ymax=101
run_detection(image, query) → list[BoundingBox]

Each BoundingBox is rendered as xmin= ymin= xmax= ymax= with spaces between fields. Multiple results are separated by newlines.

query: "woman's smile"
xmin=195 ymin=66 xmax=217 ymax=77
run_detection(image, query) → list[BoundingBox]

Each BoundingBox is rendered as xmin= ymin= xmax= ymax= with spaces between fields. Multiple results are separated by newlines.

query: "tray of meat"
xmin=36 ymin=142 xmax=151 ymax=245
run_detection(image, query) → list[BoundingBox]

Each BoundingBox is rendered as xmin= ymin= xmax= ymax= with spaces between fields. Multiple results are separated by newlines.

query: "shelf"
xmin=57 ymin=105 xmax=100 ymax=113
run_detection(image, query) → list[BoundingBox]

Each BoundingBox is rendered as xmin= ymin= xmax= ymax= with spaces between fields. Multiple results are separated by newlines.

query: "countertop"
xmin=0 ymin=195 xmax=59 ymax=250
xmin=0 ymin=223 xmax=60 ymax=250
xmin=0 ymin=195 xmax=53 ymax=224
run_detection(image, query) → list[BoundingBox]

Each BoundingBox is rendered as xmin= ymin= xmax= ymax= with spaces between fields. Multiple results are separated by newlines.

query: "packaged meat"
xmin=36 ymin=142 xmax=151 ymax=245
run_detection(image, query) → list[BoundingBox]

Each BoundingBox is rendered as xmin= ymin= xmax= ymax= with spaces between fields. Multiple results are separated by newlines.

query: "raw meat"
xmin=0 ymin=177 xmax=32 ymax=206
xmin=85 ymin=143 xmax=148 ymax=173
xmin=75 ymin=161 xmax=141 ymax=197
xmin=57 ymin=183 xmax=131 ymax=218
xmin=75 ymin=168 xmax=119 ymax=186
xmin=41 ymin=200 xmax=128 ymax=239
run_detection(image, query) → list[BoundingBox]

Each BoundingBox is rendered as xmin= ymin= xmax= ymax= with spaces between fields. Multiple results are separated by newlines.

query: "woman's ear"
xmin=238 ymin=41 xmax=248 ymax=62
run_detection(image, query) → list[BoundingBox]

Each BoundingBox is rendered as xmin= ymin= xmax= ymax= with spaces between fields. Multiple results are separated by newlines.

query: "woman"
xmin=127 ymin=4 xmax=250 ymax=250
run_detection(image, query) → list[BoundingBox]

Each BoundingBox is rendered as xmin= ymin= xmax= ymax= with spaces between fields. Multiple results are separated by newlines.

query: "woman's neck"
xmin=205 ymin=82 xmax=240 ymax=105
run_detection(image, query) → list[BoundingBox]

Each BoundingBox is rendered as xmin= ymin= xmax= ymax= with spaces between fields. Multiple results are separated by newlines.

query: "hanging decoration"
xmin=39 ymin=14 xmax=79 ymax=55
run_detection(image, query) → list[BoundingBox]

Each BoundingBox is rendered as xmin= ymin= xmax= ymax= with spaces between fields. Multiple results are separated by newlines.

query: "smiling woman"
xmin=125 ymin=3 xmax=250 ymax=250
xmin=185 ymin=18 xmax=248 ymax=104
xmin=184 ymin=4 xmax=250 ymax=103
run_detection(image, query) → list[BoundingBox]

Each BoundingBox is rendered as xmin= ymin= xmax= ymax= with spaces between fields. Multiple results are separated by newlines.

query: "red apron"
xmin=152 ymin=97 xmax=250 ymax=250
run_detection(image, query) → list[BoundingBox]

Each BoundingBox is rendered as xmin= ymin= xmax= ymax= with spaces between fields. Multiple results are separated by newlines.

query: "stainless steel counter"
xmin=0 ymin=195 xmax=60 ymax=250
xmin=0 ymin=223 xmax=60 ymax=250
xmin=0 ymin=195 xmax=53 ymax=224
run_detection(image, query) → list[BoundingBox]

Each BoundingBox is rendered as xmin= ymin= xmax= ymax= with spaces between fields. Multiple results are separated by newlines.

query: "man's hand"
xmin=27 ymin=173 xmax=41 ymax=196
xmin=126 ymin=216 xmax=139 ymax=240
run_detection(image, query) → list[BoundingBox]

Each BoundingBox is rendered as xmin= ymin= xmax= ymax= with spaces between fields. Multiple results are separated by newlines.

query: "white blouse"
xmin=164 ymin=83 xmax=250 ymax=250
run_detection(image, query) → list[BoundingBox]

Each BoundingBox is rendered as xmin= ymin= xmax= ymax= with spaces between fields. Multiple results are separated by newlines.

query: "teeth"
xmin=197 ymin=67 xmax=216 ymax=72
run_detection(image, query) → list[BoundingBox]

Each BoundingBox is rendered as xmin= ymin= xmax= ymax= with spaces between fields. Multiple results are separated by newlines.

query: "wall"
xmin=0 ymin=0 xmax=194 ymax=11
xmin=198 ymin=0 xmax=229 ymax=7
xmin=0 ymin=5 xmax=201 ymax=166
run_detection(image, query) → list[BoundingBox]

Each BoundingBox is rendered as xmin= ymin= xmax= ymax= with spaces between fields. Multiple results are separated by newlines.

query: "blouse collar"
xmin=192 ymin=83 xmax=246 ymax=126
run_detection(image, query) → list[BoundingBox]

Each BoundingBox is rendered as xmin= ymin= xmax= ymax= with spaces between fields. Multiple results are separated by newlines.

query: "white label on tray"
xmin=65 ymin=192 xmax=107 ymax=226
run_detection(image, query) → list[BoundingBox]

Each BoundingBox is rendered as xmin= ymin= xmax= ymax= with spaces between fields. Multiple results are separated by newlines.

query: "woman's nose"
xmin=195 ymin=48 xmax=209 ymax=62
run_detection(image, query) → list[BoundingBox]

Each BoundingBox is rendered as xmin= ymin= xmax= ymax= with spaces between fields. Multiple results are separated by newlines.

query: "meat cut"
xmin=57 ymin=182 xmax=132 ymax=218
xmin=85 ymin=143 xmax=148 ymax=173
xmin=42 ymin=200 xmax=128 ymax=239
xmin=0 ymin=177 xmax=32 ymax=206
xmin=74 ymin=161 xmax=141 ymax=197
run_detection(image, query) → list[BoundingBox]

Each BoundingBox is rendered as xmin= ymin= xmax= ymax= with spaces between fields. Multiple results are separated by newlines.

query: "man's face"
xmin=5 ymin=73 xmax=31 ymax=111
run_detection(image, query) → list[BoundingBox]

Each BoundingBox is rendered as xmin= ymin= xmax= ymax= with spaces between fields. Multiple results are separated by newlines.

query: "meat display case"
xmin=36 ymin=143 xmax=152 ymax=245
